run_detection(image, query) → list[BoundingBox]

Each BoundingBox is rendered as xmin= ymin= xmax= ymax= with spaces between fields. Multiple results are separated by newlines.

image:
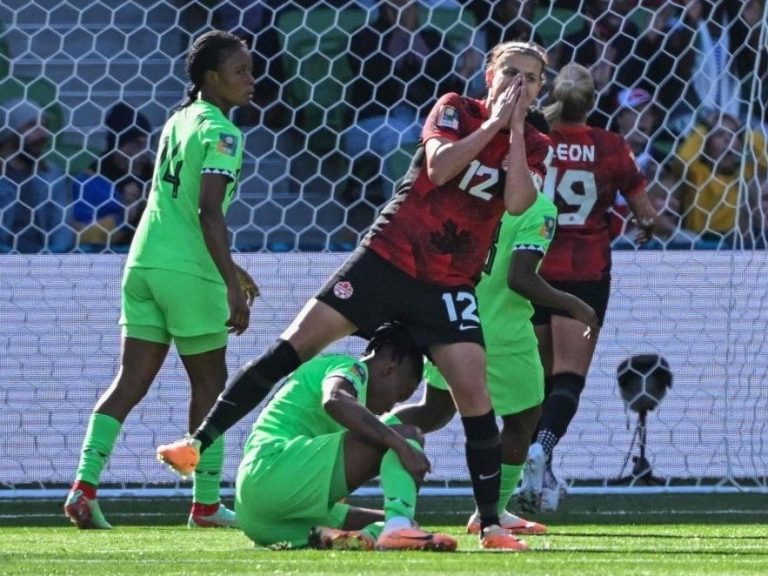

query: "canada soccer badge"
xmin=333 ymin=280 xmax=354 ymax=300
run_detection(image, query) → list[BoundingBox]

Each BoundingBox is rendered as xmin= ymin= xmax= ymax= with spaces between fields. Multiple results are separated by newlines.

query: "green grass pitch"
xmin=1 ymin=494 xmax=766 ymax=575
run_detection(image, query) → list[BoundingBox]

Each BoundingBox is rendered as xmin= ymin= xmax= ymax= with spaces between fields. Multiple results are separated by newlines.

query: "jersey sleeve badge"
xmin=436 ymin=105 xmax=459 ymax=130
xmin=347 ymin=361 xmax=368 ymax=397
xmin=351 ymin=362 xmax=367 ymax=382
xmin=217 ymin=133 xmax=239 ymax=156
xmin=540 ymin=215 xmax=556 ymax=239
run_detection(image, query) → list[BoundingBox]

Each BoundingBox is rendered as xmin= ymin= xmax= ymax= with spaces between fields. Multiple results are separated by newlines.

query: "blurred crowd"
xmin=1 ymin=0 xmax=766 ymax=253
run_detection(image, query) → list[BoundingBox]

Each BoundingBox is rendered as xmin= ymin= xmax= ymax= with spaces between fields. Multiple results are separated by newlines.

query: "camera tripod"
xmin=610 ymin=409 xmax=665 ymax=486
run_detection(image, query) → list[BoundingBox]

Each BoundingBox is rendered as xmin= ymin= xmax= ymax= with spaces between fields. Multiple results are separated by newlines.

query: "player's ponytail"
xmin=545 ymin=63 xmax=595 ymax=125
xmin=543 ymin=101 xmax=563 ymax=126
xmin=178 ymin=30 xmax=246 ymax=110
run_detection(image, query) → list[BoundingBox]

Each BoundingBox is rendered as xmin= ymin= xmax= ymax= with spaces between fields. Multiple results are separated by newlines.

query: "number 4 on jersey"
xmin=159 ymin=137 xmax=183 ymax=198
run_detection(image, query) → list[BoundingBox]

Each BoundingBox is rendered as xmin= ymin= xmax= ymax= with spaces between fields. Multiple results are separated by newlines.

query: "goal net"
xmin=1 ymin=0 xmax=767 ymax=497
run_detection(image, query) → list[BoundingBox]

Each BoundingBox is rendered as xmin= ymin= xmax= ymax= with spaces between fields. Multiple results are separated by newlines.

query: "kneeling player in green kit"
xmin=393 ymin=193 xmax=599 ymax=547
xmin=235 ymin=322 xmax=457 ymax=552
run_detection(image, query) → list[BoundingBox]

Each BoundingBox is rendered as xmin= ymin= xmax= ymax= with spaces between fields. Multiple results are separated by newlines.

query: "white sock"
xmin=381 ymin=516 xmax=413 ymax=535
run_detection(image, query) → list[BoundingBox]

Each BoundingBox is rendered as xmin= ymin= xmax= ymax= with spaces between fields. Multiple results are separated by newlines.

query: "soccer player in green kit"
xmin=392 ymin=189 xmax=599 ymax=547
xmin=235 ymin=322 xmax=456 ymax=552
xmin=64 ymin=30 xmax=258 ymax=529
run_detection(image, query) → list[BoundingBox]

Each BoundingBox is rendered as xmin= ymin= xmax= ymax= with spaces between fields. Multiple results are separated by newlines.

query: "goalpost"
xmin=1 ymin=1 xmax=767 ymax=498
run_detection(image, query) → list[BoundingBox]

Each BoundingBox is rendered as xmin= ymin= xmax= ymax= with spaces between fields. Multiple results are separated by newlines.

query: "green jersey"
xmin=244 ymin=354 xmax=369 ymax=449
xmin=477 ymin=193 xmax=557 ymax=354
xmin=126 ymin=99 xmax=243 ymax=283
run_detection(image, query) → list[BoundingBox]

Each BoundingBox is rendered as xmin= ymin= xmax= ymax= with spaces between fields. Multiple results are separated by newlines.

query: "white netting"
xmin=1 ymin=1 xmax=767 ymax=495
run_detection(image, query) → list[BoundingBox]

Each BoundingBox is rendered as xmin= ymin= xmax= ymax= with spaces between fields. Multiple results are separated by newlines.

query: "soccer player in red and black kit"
xmin=159 ymin=41 xmax=551 ymax=550
xmin=518 ymin=63 xmax=657 ymax=513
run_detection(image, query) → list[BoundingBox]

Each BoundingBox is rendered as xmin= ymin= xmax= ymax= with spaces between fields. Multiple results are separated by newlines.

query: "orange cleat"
xmin=466 ymin=510 xmax=547 ymax=536
xmin=156 ymin=437 xmax=201 ymax=477
xmin=375 ymin=527 xmax=458 ymax=552
xmin=480 ymin=525 xmax=529 ymax=551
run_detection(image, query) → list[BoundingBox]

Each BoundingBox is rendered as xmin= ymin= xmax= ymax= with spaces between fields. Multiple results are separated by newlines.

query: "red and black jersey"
xmin=539 ymin=124 xmax=646 ymax=282
xmin=363 ymin=92 xmax=551 ymax=287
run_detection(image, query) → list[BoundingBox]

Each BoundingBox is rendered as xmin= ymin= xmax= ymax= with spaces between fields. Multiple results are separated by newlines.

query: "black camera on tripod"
xmin=612 ymin=354 xmax=673 ymax=486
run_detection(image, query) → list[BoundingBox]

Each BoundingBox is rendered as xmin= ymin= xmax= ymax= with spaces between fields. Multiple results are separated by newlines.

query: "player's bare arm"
xmin=626 ymin=190 xmax=658 ymax=245
xmin=426 ymin=76 xmax=522 ymax=186
xmin=322 ymin=377 xmax=430 ymax=481
xmin=501 ymin=69 xmax=540 ymax=214
xmin=199 ymin=172 xmax=250 ymax=335
xmin=508 ymin=250 xmax=600 ymax=334
xmin=425 ymin=134 xmax=506 ymax=189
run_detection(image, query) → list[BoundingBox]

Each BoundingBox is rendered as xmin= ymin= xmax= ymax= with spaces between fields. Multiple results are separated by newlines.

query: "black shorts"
xmin=531 ymin=279 xmax=611 ymax=326
xmin=315 ymin=247 xmax=485 ymax=349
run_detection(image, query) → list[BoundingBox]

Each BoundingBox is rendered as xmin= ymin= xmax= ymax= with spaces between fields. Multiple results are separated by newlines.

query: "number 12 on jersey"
xmin=442 ymin=291 xmax=481 ymax=330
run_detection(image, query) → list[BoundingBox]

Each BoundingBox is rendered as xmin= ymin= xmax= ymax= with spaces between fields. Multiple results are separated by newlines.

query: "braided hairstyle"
xmin=178 ymin=30 xmax=246 ymax=110
xmin=365 ymin=321 xmax=424 ymax=376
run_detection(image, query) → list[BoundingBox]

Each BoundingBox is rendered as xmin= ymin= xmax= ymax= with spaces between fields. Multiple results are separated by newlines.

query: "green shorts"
xmin=424 ymin=347 xmax=544 ymax=416
xmin=119 ymin=267 xmax=228 ymax=356
xmin=235 ymin=433 xmax=350 ymax=548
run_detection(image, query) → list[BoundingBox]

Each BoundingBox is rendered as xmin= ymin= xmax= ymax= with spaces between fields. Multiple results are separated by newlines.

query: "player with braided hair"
xmin=64 ymin=30 xmax=258 ymax=529
xmin=519 ymin=63 xmax=657 ymax=512
xmin=236 ymin=322 xmax=456 ymax=551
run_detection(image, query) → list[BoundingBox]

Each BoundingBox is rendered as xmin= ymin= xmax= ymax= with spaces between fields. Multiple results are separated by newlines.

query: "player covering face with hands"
xmin=393 ymin=150 xmax=599 ymax=545
xmin=64 ymin=30 xmax=258 ymax=530
xmin=159 ymin=40 xmax=549 ymax=550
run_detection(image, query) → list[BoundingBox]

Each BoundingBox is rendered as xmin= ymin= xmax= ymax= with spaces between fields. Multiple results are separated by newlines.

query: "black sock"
xmin=535 ymin=428 xmax=559 ymax=458
xmin=538 ymin=372 xmax=586 ymax=441
xmin=543 ymin=374 xmax=556 ymax=399
xmin=461 ymin=410 xmax=501 ymax=530
xmin=195 ymin=339 xmax=301 ymax=451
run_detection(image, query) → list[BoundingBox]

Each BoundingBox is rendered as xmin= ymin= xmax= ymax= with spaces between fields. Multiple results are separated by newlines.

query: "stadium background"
xmin=1 ymin=0 xmax=767 ymax=498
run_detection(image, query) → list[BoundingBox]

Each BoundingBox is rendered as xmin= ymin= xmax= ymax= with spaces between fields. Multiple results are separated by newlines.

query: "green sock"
xmin=380 ymin=439 xmax=421 ymax=522
xmin=361 ymin=521 xmax=384 ymax=541
xmin=74 ymin=412 xmax=122 ymax=487
xmin=498 ymin=463 xmax=524 ymax=515
xmin=193 ymin=436 xmax=224 ymax=504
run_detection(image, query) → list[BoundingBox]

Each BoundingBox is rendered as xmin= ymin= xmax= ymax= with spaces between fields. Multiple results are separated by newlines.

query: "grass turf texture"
xmin=1 ymin=495 xmax=766 ymax=575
